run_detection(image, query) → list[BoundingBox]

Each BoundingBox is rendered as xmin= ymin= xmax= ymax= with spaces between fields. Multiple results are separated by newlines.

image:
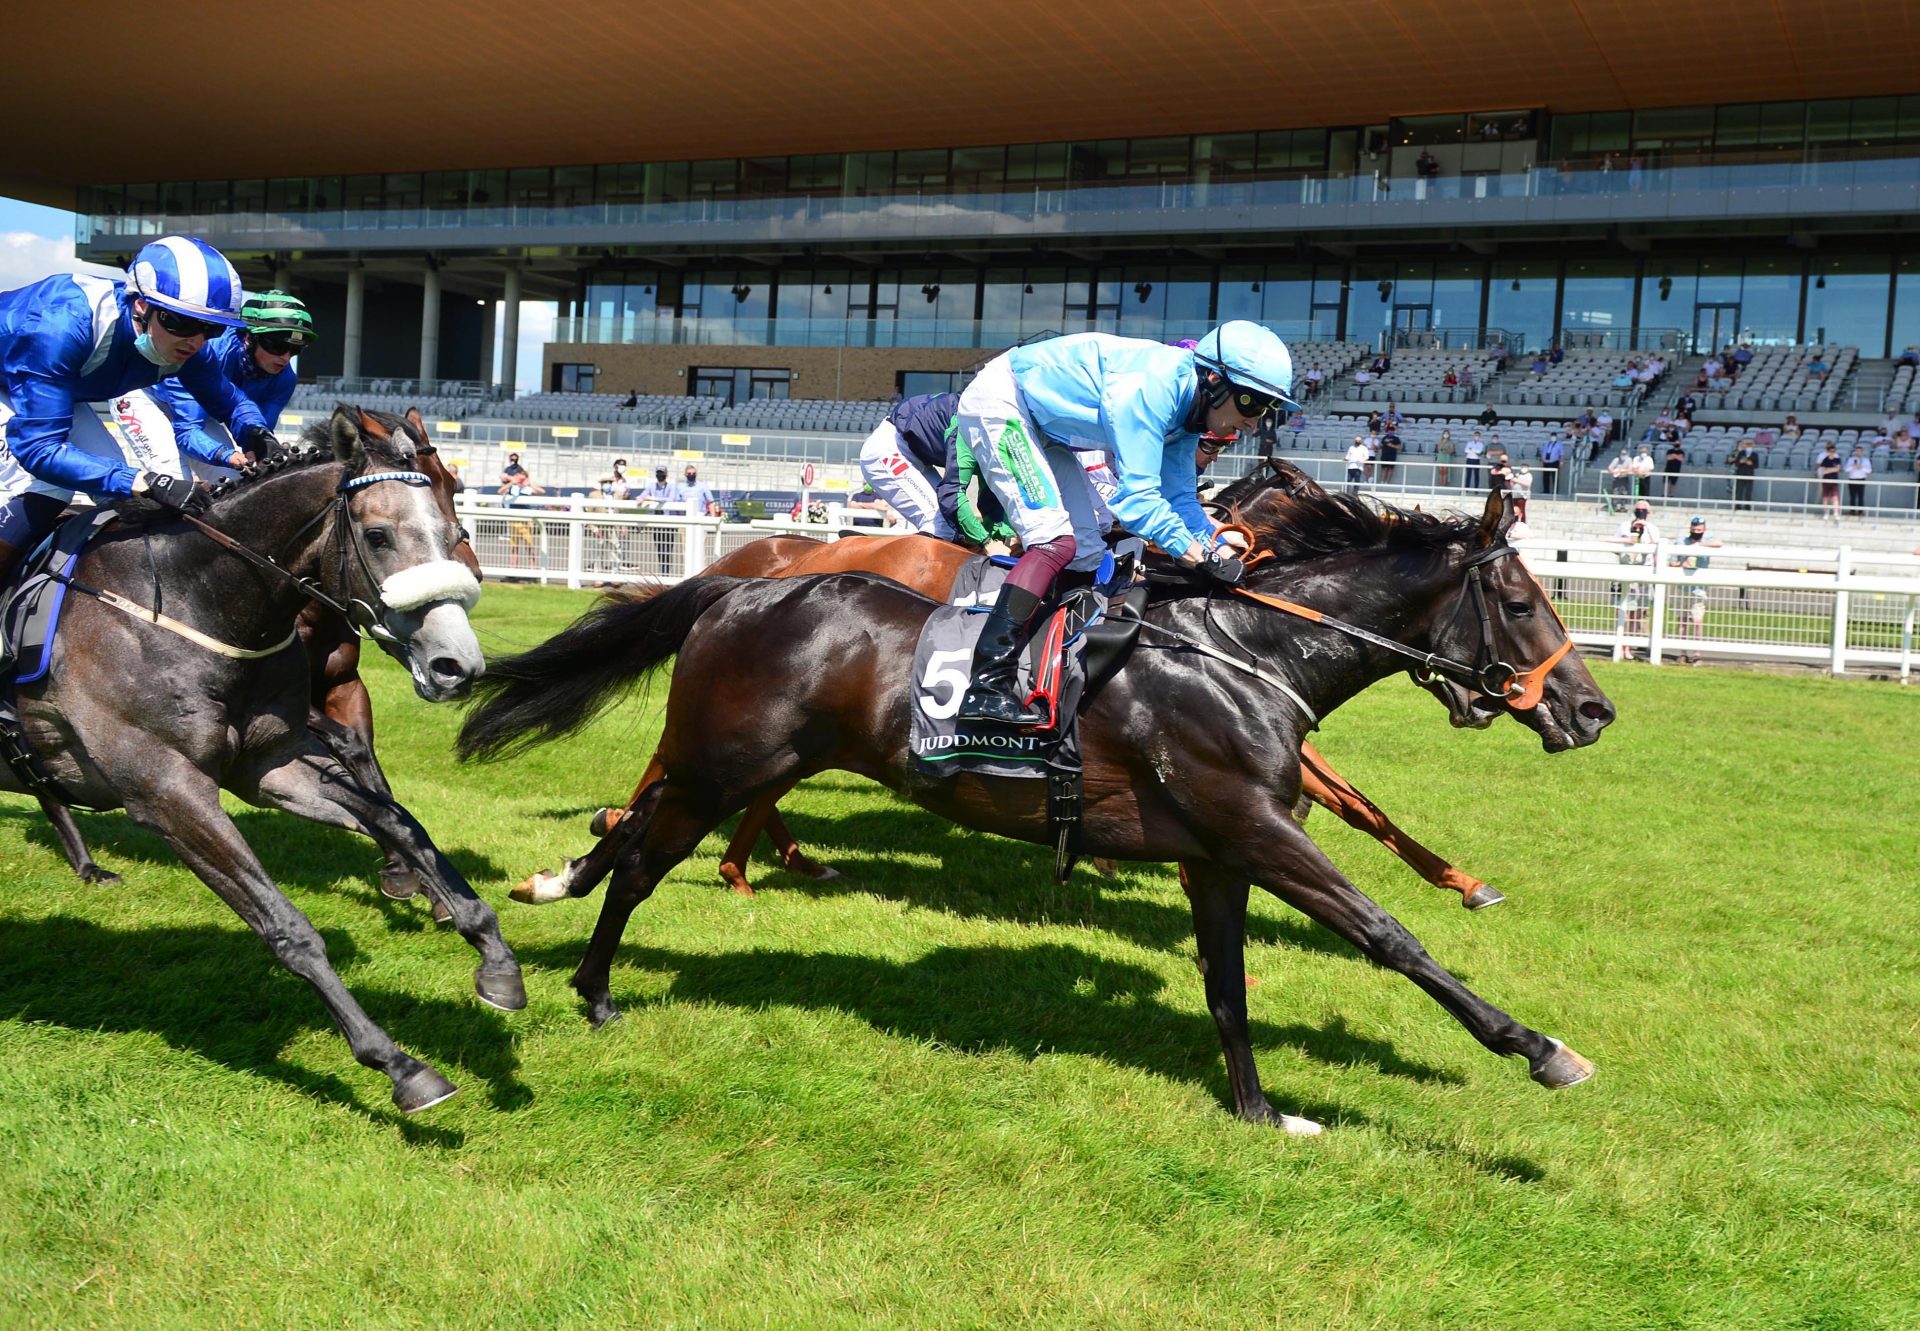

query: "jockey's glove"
xmin=241 ymin=426 xmax=286 ymax=462
xmin=139 ymin=470 xmax=210 ymax=516
xmin=1201 ymin=548 xmax=1245 ymax=586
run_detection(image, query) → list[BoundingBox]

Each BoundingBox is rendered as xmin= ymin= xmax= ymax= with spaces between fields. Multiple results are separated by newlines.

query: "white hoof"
xmin=1280 ymin=1114 xmax=1324 ymax=1136
xmin=510 ymin=870 xmax=573 ymax=905
xmin=812 ymin=866 xmax=842 ymax=882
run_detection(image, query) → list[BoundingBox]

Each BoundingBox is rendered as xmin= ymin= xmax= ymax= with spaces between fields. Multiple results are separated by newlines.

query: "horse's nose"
xmin=1576 ymin=696 xmax=1615 ymax=738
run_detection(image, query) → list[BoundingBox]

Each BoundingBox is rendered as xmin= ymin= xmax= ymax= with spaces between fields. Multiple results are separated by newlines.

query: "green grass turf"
xmin=2 ymin=584 xmax=1916 ymax=1329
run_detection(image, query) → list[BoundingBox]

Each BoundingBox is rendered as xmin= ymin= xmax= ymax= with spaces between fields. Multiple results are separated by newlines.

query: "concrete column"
xmin=478 ymin=299 xmax=497 ymax=387
xmin=343 ymin=266 xmax=366 ymax=382
xmin=499 ymin=266 xmax=523 ymax=396
xmin=418 ymin=262 xmax=441 ymax=391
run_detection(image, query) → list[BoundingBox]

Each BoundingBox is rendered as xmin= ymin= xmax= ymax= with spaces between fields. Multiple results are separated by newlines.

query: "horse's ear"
xmin=404 ymin=406 xmax=429 ymax=445
xmin=328 ymin=405 xmax=362 ymax=463
xmin=1475 ymin=487 xmax=1516 ymax=546
xmin=356 ymin=407 xmax=391 ymax=443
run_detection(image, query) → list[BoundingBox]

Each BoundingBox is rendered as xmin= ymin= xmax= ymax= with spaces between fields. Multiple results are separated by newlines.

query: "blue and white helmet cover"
xmin=126 ymin=236 xmax=247 ymax=327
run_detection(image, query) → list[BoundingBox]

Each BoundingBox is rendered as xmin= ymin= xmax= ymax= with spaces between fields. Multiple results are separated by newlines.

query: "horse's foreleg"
xmin=37 ymin=796 xmax=119 ymax=885
xmin=1298 ymin=743 xmax=1502 ymax=910
xmin=123 ymin=763 xmax=457 ymax=1113
xmin=242 ymin=742 xmax=525 ymax=1013
xmin=760 ymin=809 xmax=840 ymax=883
xmin=1177 ymin=862 xmax=1322 ymax=1134
xmin=1232 ymin=808 xmax=1591 ymax=1089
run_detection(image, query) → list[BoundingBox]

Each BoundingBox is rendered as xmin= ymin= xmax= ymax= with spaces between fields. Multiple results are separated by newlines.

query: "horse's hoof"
xmin=78 ymin=865 xmax=122 ymax=886
xmin=586 ymin=1002 xmax=622 ymax=1031
xmin=510 ymin=870 xmax=571 ymax=905
xmin=392 ymin=1065 xmax=459 ymax=1114
xmin=1463 ymin=884 xmax=1506 ymax=911
xmin=431 ymin=898 xmax=453 ymax=926
xmin=1529 ymin=1038 xmax=1595 ymax=1089
xmin=1091 ymin=857 xmax=1120 ymax=878
xmin=718 ymin=864 xmax=757 ymax=896
xmin=474 ymin=966 xmax=527 ymax=1012
xmin=1278 ymin=1114 xmax=1324 ymax=1136
xmin=379 ymin=869 xmax=422 ymax=901
xmin=589 ymin=807 xmax=622 ymax=838
xmin=781 ymin=852 xmax=840 ymax=882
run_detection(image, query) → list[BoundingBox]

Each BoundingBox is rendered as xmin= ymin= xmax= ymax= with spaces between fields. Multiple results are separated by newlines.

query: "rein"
xmin=1228 ymin=544 xmax=1573 ymax=711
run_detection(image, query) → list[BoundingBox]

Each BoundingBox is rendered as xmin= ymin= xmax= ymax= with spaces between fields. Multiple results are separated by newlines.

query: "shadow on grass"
xmin=518 ymin=936 xmax=1513 ymax=1143
xmin=0 ymin=806 xmax=512 ymax=935
xmin=0 ymin=915 xmax=531 ymax=1131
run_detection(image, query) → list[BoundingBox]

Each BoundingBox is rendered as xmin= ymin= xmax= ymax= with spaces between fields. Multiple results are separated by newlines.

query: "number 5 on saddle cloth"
xmin=907 ymin=540 xmax=1144 ymax=882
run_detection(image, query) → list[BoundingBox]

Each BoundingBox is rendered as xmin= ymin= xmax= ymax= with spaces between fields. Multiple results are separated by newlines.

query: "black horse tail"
xmin=457 ymin=577 xmax=745 ymax=762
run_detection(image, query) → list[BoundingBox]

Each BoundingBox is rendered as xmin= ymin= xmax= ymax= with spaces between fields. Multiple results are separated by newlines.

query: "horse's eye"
xmin=1504 ymin=601 xmax=1532 ymax=617
xmin=365 ymin=528 xmax=393 ymax=551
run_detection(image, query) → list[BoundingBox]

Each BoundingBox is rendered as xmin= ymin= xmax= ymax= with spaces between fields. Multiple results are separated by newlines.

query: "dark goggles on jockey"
xmin=254 ymin=332 xmax=311 ymax=355
xmin=1229 ymin=386 xmax=1282 ymax=422
xmin=149 ymin=306 xmax=225 ymax=341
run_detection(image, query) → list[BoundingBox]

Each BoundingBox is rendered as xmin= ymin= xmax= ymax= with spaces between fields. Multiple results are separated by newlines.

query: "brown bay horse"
xmin=541 ymin=528 xmax=1500 ymax=911
xmin=459 ymin=487 xmax=1613 ymax=1132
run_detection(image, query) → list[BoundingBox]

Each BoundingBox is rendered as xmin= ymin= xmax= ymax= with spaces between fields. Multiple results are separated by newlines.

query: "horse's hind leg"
xmin=1229 ymin=805 xmax=1591 ymax=1090
xmin=123 ymin=765 xmax=456 ymax=1112
xmin=308 ymin=693 xmax=433 ymax=911
xmin=1298 ymin=743 xmax=1501 ymax=910
xmin=514 ymin=779 xmax=664 ymax=906
xmin=1178 ymin=863 xmax=1322 ymax=1135
xmin=37 ymin=796 xmax=120 ymax=885
xmin=573 ymin=783 xmax=724 ymax=1029
xmin=241 ymin=742 xmax=525 ymax=1012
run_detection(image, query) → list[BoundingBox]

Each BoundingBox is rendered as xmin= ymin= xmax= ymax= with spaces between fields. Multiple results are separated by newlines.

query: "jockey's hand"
xmin=137 ymin=470 xmax=209 ymax=516
xmin=1200 ymin=548 xmax=1245 ymax=586
xmin=1215 ymin=527 xmax=1250 ymax=553
xmin=240 ymin=426 xmax=286 ymax=462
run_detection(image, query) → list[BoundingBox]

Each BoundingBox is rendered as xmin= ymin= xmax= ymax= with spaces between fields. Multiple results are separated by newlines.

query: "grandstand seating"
xmin=1705 ymin=343 xmax=1856 ymax=413
xmin=284 ymin=388 xmax=488 ymax=421
xmin=697 ymin=398 xmax=893 ymax=433
xmin=485 ymin=391 xmax=713 ymax=428
xmin=1337 ymin=348 xmax=1499 ymax=404
xmin=1501 ymin=351 xmax=1653 ymax=409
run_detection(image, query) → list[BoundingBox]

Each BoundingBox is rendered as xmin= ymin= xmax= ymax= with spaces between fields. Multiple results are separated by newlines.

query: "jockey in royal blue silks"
xmin=952 ymin=320 xmax=1298 ymax=725
xmin=0 ymin=235 xmax=286 ymax=577
xmin=112 ymin=289 xmax=316 ymax=484
xmin=857 ymin=390 xmax=1016 ymax=547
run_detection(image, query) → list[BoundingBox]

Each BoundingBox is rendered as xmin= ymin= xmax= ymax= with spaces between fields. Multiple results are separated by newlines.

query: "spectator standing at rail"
xmin=1488 ymin=451 xmax=1513 ymax=497
xmin=597 ymin=458 xmax=631 ymax=501
xmin=1435 ymin=429 xmax=1456 ymax=487
xmin=1345 ymin=436 xmax=1370 ymax=492
xmin=633 ymin=464 xmax=678 ymax=572
xmin=1377 ymin=424 xmax=1401 ymax=486
xmin=497 ymin=451 xmax=530 ymax=493
xmin=1510 ymin=462 xmax=1533 ymax=523
xmin=1815 ymin=442 xmax=1843 ymax=522
xmin=1631 ymin=445 xmax=1656 ymax=498
xmin=1605 ymin=447 xmax=1634 ymax=513
xmin=1663 ymin=436 xmax=1687 ymax=498
xmin=1539 ymin=431 xmax=1566 ymax=496
xmin=1841 ymin=445 xmax=1872 ymax=518
xmin=670 ymin=463 xmax=714 ymax=518
xmin=1610 ymin=500 xmax=1659 ymax=654
xmin=1462 ymin=428 xmax=1486 ymax=490
xmin=1730 ymin=439 xmax=1759 ymax=509
xmin=1668 ymin=514 xmax=1722 ymax=664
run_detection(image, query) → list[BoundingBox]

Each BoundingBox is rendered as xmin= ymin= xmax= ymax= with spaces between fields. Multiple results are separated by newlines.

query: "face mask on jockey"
xmin=133 ymin=330 xmax=175 ymax=367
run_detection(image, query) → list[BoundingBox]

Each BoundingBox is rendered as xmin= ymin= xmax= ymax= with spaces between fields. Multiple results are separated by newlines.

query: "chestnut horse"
xmin=552 ymin=511 xmax=1500 ymax=910
xmin=32 ymin=406 xmax=478 ymax=906
xmin=459 ymin=487 xmax=1612 ymax=1131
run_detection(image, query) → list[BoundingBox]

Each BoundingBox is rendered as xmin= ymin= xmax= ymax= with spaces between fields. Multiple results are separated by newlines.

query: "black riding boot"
xmin=957 ymin=584 xmax=1047 ymax=727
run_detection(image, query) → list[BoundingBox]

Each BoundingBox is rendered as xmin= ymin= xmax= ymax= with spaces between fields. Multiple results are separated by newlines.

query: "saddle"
xmin=0 ymin=507 xmax=120 ymax=808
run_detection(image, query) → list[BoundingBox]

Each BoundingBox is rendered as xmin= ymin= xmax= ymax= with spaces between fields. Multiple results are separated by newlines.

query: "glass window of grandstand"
xmin=1487 ymin=262 xmax=1556 ymax=351
xmin=774 ymin=270 xmax=852 ymax=346
xmin=1561 ymin=260 xmax=1638 ymax=349
xmin=1804 ymin=256 xmax=1893 ymax=356
xmin=689 ymin=367 xmax=790 ymax=405
xmin=899 ymin=371 xmax=968 ymax=397
xmin=1739 ymin=259 xmax=1803 ymax=346
xmin=1118 ymin=266 xmax=1210 ymax=341
xmin=551 ymin=363 xmax=596 ymax=394
xmin=1891 ymin=257 xmax=1920 ymax=363
xmin=688 ymin=272 xmax=769 ymax=339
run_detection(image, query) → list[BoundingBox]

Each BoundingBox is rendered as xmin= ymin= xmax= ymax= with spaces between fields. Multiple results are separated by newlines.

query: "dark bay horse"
xmin=4 ymin=407 xmax=522 ymax=1113
xmin=553 ymin=520 xmax=1500 ymax=908
xmin=32 ymin=406 xmax=479 ymax=905
xmin=460 ymin=487 xmax=1613 ymax=1132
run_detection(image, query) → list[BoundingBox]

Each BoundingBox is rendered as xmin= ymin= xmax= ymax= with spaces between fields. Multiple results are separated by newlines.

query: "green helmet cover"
xmin=240 ymin=290 xmax=317 ymax=340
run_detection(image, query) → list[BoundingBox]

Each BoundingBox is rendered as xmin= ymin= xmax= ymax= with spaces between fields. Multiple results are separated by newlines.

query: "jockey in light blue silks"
xmin=112 ymin=289 xmax=315 ymax=484
xmin=0 ymin=236 xmax=285 ymax=577
xmin=953 ymin=320 xmax=1297 ymax=725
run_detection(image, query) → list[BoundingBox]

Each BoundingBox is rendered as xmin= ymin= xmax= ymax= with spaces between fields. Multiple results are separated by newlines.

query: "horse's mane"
xmin=193 ymin=405 xmax=417 ymax=510
xmin=1232 ymin=487 xmax=1482 ymax=568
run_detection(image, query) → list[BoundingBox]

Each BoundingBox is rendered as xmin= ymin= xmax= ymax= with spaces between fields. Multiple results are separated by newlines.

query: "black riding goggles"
xmin=254 ymin=332 xmax=311 ymax=355
xmin=1229 ymin=387 xmax=1282 ymax=422
xmin=149 ymin=307 xmax=227 ymax=341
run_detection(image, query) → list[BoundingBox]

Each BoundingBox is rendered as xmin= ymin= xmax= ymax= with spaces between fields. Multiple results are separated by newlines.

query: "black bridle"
xmin=179 ymin=461 xmax=436 ymax=658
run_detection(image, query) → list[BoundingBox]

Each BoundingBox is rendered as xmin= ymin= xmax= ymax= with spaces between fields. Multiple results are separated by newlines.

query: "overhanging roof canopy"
xmin=10 ymin=0 xmax=1915 ymax=203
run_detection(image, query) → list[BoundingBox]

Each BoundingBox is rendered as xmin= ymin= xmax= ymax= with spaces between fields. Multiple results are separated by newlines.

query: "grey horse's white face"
xmin=332 ymin=410 xmax=485 ymax=702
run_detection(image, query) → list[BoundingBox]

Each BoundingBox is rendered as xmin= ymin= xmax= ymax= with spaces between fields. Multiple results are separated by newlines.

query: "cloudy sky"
xmin=0 ymin=197 xmax=552 ymax=391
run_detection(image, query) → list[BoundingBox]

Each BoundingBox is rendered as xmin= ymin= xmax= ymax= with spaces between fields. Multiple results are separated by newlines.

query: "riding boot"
xmin=0 ymin=537 xmax=24 ymax=676
xmin=957 ymin=584 xmax=1047 ymax=727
